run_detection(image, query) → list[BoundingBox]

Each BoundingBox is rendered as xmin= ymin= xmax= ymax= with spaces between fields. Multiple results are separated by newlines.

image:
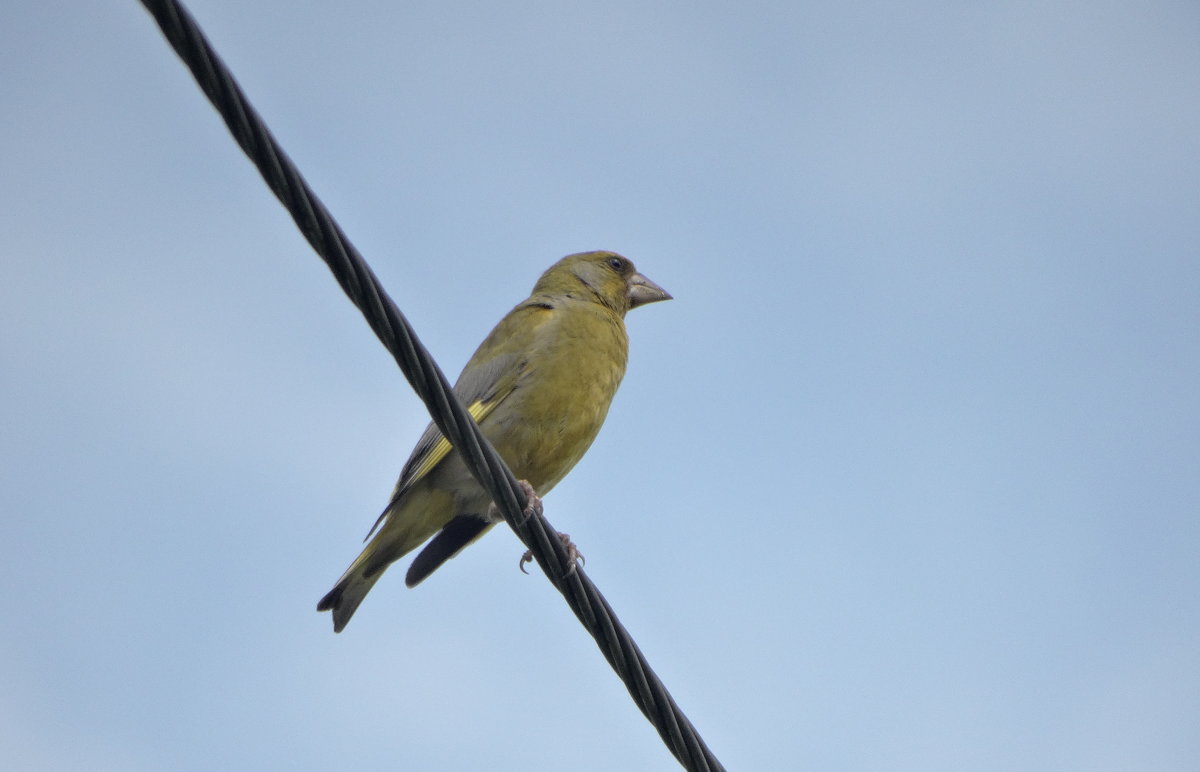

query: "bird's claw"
xmin=519 ymin=531 xmax=584 ymax=577
xmin=492 ymin=480 xmax=582 ymax=577
xmin=488 ymin=479 xmax=542 ymax=525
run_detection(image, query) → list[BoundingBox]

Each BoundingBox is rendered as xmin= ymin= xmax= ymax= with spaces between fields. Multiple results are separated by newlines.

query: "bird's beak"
xmin=628 ymin=272 xmax=672 ymax=309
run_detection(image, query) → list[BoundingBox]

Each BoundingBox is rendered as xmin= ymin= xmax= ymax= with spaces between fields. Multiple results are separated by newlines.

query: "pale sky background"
xmin=2 ymin=1 xmax=1198 ymax=770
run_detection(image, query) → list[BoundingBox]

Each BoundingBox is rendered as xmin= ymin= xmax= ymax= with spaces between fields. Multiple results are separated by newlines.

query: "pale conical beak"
xmin=628 ymin=272 xmax=672 ymax=309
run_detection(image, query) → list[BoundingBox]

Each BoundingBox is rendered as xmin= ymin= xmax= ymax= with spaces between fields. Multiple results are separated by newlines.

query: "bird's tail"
xmin=317 ymin=511 xmax=433 ymax=632
xmin=316 ymin=553 xmax=385 ymax=634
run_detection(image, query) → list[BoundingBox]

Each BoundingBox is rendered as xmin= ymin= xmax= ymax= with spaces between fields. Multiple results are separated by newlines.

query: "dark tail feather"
xmin=405 ymin=515 xmax=493 ymax=587
xmin=317 ymin=562 xmax=383 ymax=633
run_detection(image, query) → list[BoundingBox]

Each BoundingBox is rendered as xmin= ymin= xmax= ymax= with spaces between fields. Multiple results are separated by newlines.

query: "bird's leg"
xmin=520 ymin=531 xmax=585 ymax=577
xmin=487 ymin=479 xmax=542 ymax=525
xmin=488 ymin=480 xmax=583 ymax=578
xmin=514 ymin=479 xmax=541 ymax=525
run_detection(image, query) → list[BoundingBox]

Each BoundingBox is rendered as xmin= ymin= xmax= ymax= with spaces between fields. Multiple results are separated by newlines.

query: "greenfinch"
xmin=317 ymin=251 xmax=671 ymax=632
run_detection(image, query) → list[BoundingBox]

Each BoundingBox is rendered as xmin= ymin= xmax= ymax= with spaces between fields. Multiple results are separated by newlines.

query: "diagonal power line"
xmin=137 ymin=1 xmax=725 ymax=769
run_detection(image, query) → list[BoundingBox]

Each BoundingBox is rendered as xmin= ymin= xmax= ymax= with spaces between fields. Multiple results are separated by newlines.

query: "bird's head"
xmin=534 ymin=250 xmax=672 ymax=315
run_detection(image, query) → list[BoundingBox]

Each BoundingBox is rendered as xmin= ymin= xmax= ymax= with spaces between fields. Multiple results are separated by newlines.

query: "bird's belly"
xmin=490 ymin=358 xmax=623 ymax=495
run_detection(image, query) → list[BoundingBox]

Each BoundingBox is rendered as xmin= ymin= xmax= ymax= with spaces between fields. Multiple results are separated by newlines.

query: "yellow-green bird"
xmin=317 ymin=250 xmax=671 ymax=632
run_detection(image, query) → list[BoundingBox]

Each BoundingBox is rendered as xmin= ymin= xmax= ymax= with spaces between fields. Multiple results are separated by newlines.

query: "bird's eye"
xmin=608 ymin=256 xmax=626 ymax=272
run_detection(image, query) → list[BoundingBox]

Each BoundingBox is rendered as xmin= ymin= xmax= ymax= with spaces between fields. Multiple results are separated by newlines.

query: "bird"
xmin=317 ymin=250 xmax=671 ymax=632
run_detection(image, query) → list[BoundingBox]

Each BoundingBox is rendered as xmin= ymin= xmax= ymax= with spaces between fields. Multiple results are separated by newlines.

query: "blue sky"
xmin=3 ymin=1 xmax=1198 ymax=769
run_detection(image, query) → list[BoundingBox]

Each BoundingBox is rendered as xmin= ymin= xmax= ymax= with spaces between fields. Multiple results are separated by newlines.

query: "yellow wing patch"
xmin=404 ymin=399 xmax=494 ymax=485
xmin=363 ymin=399 xmax=498 ymax=542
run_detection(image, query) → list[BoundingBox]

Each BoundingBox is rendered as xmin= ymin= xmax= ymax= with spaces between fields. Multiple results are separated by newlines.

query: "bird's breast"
xmin=488 ymin=306 xmax=628 ymax=494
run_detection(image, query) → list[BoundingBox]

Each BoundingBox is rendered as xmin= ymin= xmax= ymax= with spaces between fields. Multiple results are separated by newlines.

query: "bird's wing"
xmin=363 ymin=302 xmax=551 ymax=539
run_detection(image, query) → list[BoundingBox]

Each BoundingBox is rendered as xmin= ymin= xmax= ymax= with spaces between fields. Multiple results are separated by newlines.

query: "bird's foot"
xmin=519 ymin=531 xmax=585 ymax=577
xmin=487 ymin=479 xmax=542 ymax=525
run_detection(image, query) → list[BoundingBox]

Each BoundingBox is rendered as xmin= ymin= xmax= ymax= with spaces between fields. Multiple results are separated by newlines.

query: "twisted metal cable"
xmin=138 ymin=1 xmax=724 ymax=769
